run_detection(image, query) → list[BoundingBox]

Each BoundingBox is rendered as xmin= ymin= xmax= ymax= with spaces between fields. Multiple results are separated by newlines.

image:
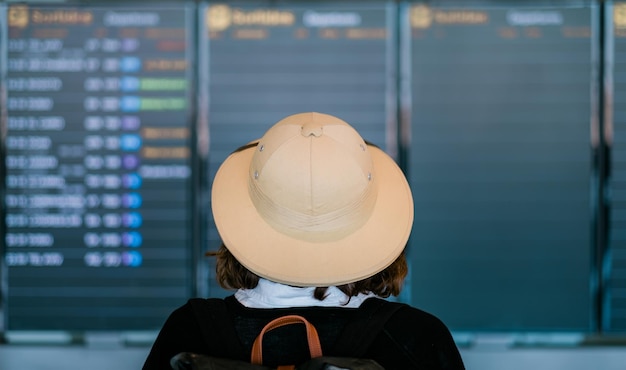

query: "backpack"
xmin=170 ymin=297 xmax=405 ymax=370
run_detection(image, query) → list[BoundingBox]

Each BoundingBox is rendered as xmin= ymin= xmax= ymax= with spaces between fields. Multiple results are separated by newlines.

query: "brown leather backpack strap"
xmin=250 ymin=315 xmax=323 ymax=366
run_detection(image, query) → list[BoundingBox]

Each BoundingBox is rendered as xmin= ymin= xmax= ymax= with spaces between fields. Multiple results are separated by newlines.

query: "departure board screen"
xmin=201 ymin=1 xmax=396 ymax=294
xmin=3 ymin=3 xmax=194 ymax=330
xmin=608 ymin=1 xmax=626 ymax=333
xmin=407 ymin=3 xmax=594 ymax=331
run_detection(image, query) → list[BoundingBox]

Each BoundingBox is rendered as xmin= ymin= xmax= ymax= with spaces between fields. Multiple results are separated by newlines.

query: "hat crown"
xmin=249 ymin=112 xmax=377 ymax=242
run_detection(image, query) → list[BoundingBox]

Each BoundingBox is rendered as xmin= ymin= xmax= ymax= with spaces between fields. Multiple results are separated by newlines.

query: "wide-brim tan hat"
xmin=211 ymin=112 xmax=413 ymax=286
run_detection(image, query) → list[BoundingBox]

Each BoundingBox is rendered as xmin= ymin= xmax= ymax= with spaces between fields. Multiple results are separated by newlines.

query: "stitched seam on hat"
xmin=308 ymin=135 xmax=315 ymax=215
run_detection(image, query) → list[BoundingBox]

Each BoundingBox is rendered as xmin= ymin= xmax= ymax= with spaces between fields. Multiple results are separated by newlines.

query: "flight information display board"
xmin=407 ymin=3 xmax=594 ymax=331
xmin=3 ymin=3 xmax=194 ymax=330
xmin=608 ymin=1 xmax=626 ymax=333
xmin=201 ymin=1 xmax=396 ymax=294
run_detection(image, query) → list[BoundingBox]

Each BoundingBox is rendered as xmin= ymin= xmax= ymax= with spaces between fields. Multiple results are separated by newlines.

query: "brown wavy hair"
xmin=206 ymin=243 xmax=408 ymax=301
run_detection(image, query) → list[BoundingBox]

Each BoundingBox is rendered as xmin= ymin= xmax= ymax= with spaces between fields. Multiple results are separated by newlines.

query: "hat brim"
xmin=211 ymin=144 xmax=413 ymax=287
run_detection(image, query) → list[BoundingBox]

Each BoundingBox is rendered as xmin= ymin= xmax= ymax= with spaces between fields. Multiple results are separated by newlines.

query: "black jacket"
xmin=143 ymin=295 xmax=465 ymax=370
